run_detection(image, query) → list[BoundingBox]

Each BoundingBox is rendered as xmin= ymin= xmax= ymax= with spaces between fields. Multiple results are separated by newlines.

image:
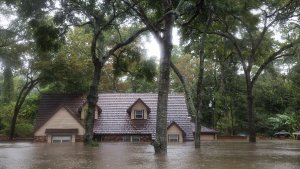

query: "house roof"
xmin=274 ymin=130 xmax=291 ymax=136
xmin=293 ymin=131 xmax=300 ymax=135
xmin=34 ymin=94 xmax=85 ymax=132
xmin=94 ymin=93 xmax=194 ymax=140
xmin=35 ymin=93 xmax=196 ymax=141
xmin=191 ymin=123 xmax=218 ymax=133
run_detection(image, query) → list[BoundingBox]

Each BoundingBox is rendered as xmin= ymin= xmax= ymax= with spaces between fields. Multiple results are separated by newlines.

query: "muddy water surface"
xmin=0 ymin=141 xmax=299 ymax=169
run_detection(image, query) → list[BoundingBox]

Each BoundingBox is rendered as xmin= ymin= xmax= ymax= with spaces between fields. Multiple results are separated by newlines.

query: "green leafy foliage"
xmin=267 ymin=112 xmax=299 ymax=133
xmin=29 ymin=18 xmax=63 ymax=52
xmin=13 ymin=123 xmax=33 ymax=137
xmin=36 ymin=28 xmax=93 ymax=94
xmin=0 ymin=103 xmax=14 ymax=134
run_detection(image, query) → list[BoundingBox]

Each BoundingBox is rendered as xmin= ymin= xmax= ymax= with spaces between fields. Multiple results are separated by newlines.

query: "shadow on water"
xmin=0 ymin=141 xmax=299 ymax=169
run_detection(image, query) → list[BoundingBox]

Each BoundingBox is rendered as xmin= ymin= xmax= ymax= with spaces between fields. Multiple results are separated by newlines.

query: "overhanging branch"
xmin=251 ymin=43 xmax=295 ymax=85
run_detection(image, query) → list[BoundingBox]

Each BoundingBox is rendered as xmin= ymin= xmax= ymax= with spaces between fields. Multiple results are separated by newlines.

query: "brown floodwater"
xmin=0 ymin=140 xmax=299 ymax=169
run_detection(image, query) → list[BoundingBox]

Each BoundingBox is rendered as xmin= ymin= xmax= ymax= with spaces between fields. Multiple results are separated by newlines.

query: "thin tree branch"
xmin=104 ymin=27 xmax=148 ymax=62
xmin=251 ymin=43 xmax=295 ymax=85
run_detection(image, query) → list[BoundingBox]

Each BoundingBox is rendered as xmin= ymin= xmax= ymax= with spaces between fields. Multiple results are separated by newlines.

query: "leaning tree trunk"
xmin=9 ymin=78 xmax=39 ymax=140
xmin=153 ymin=0 xmax=174 ymax=153
xmin=170 ymin=61 xmax=196 ymax=117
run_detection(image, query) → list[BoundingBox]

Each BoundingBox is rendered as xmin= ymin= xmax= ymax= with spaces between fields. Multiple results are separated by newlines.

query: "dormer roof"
xmin=126 ymin=98 xmax=151 ymax=114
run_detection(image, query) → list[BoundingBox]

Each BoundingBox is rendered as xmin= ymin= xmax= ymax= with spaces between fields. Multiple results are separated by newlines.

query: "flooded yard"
xmin=0 ymin=141 xmax=299 ymax=169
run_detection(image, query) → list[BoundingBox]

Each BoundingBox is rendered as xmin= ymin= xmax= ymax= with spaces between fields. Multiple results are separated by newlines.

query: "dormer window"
xmin=134 ymin=110 xmax=144 ymax=119
xmin=127 ymin=98 xmax=151 ymax=120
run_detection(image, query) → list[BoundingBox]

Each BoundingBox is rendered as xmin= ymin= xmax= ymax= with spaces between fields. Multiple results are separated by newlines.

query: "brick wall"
xmin=76 ymin=135 xmax=84 ymax=142
xmin=34 ymin=136 xmax=47 ymax=142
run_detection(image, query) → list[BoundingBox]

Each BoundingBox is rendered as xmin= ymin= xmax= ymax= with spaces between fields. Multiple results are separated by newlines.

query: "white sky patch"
xmin=0 ymin=4 xmax=17 ymax=29
xmin=0 ymin=14 xmax=16 ymax=29
xmin=143 ymin=27 xmax=180 ymax=61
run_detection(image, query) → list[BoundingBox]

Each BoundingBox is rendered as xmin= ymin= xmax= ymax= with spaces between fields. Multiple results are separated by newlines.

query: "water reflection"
xmin=0 ymin=141 xmax=299 ymax=169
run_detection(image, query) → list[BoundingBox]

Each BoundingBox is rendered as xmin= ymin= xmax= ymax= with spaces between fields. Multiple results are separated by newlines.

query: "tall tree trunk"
xmin=153 ymin=0 xmax=174 ymax=153
xmin=9 ymin=79 xmax=39 ymax=140
xmin=85 ymin=61 xmax=103 ymax=145
xmin=194 ymin=9 xmax=212 ymax=148
xmin=194 ymin=30 xmax=210 ymax=148
xmin=84 ymin=30 xmax=102 ymax=145
xmin=230 ymin=101 xmax=234 ymax=136
xmin=194 ymin=42 xmax=205 ymax=148
xmin=247 ymin=83 xmax=256 ymax=142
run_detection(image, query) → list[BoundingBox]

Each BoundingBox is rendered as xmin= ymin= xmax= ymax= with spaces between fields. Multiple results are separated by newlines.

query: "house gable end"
xmin=34 ymin=105 xmax=85 ymax=136
xmin=167 ymin=121 xmax=186 ymax=136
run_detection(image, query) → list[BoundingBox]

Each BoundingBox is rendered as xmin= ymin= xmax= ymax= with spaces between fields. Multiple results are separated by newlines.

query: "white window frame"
xmin=51 ymin=135 xmax=72 ymax=143
xmin=134 ymin=110 xmax=144 ymax=119
xmin=168 ymin=134 xmax=179 ymax=142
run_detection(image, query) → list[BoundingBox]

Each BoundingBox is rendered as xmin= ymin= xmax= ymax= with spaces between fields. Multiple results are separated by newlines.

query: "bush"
xmin=14 ymin=123 xmax=34 ymax=138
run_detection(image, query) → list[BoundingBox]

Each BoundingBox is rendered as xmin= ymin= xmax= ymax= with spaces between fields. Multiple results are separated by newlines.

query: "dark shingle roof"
xmin=35 ymin=93 xmax=194 ymax=141
xmin=94 ymin=93 xmax=194 ymax=141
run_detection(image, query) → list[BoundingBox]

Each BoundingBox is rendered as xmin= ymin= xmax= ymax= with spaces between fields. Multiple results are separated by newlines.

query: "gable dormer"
xmin=78 ymin=102 xmax=102 ymax=120
xmin=127 ymin=98 xmax=151 ymax=120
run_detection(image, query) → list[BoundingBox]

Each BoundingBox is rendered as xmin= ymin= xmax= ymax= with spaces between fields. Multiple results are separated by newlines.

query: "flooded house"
xmin=191 ymin=123 xmax=218 ymax=141
xmin=34 ymin=93 xmax=216 ymax=143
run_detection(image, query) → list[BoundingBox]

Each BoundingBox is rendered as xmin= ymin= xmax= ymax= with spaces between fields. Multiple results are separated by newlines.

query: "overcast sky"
xmin=143 ymin=28 xmax=180 ymax=60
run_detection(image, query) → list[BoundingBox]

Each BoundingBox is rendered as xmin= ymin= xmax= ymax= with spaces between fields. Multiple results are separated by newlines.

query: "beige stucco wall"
xmin=130 ymin=101 xmax=148 ymax=119
xmin=34 ymin=107 xmax=85 ymax=136
xmin=167 ymin=124 xmax=183 ymax=143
